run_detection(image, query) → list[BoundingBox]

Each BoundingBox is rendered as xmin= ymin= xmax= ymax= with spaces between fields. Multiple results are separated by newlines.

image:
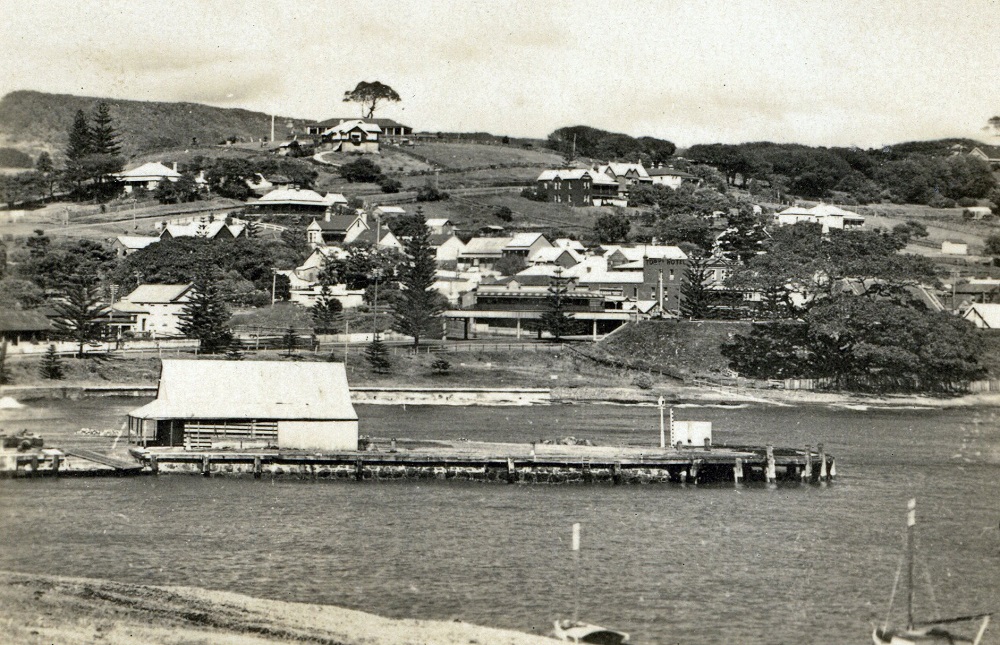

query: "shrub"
xmin=340 ymin=158 xmax=383 ymax=183
xmin=431 ymin=357 xmax=451 ymax=374
xmin=927 ymin=193 xmax=956 ymax=209
xmin=957 ymin=197 xmax=979 ymax=208
xmin=633 ymin=374 xmax=653 ymax=390
xmin=379 ymin=177 xmax=402 ymax=193
xmin=520 ymin=187 xmax=547 ymax=202
xmin=416 ymin=182 xmax=448 ymax=202
xmin=494 ymin=205 xmax=514 ymax=222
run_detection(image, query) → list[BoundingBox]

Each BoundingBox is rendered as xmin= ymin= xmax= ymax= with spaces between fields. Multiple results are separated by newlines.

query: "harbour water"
xmin=1 ymin=398 xmax=998 ymax=644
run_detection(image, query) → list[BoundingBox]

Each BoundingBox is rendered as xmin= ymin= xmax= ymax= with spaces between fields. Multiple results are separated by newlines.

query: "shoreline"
xmin=0 ymin=570 xmax=559 ymax=644
xmin=2 ymin=381 xmax=999 ymax=409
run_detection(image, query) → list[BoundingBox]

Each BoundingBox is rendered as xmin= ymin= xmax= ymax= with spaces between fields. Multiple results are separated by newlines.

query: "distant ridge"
xmin=0 ymin=90 xmax=311 ymax=160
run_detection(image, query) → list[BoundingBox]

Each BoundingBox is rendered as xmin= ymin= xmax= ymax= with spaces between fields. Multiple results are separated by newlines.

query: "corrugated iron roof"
xmin=123 ymin=283 xmax=193 ymax=304
xmin=0 ymin=309 xmax=53 ymax=332
xmin=129 ymin=360 xmax=357 ymax=420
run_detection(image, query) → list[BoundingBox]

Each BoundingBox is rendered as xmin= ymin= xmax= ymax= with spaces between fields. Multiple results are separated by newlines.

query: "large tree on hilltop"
xmin=392 ymin=207 xmax=446 ymax=348
xmin=343 ymin=81 xmax=401 ymax=119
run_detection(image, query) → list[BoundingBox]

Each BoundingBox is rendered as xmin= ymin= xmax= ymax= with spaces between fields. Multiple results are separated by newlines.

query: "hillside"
xmin=0 ymin=90 xmax=311 ymax=160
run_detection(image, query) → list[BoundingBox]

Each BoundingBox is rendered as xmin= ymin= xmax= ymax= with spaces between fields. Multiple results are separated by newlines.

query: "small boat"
xmin=872 ymin=499 xmax=992 ymax=645
xmin=554 ymin=523 xmax=629 ymax=644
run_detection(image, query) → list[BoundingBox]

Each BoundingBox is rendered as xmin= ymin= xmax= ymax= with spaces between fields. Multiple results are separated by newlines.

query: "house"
xmin=968 ymin=146 xmax=1000 ymax=168
xmin=117 ymin=283 xmax=194 ymax=337
xmin=127 ymin=360 xmax=358 ymax=451
xmin=569 ymin=246 xmax=688 ymax=311
xmin=246 ymin=173 xmax=295 ymax=195
xmin=350 ymin=225 xmax=402 ymax=251
xmin=0 ymin=309 xmax=53 ymax=345
xmin=536 ymin=169 xmax=621 ymax=206
xmin=458 ymin=236 xmax=513 ymax=270
xmin=112 ymin=235 xmax=160 ymax=257
xmin=647 ymin=166 xmax=701 ymax=190
xmin=962 ymin=303 xmax=1000 ymax=329
xmin=251 ymin=188 xmax=347 ymax=216
xmin=307 ymin=117 xmax=412 ymax=139
xmin=429 ymin=233 xmax=466 ymax=263
xmin=553 ymin=238 xmax=587 ymax=253
xmin=159 ymin=219 xmax=244 ymax=241
xmin=597 ymin=163 xmax=653 ymax=196
xmin=502 ymin=232 xmax=552 ymax=260
xmin=774 ymin=204 xmax=865 ymax=231
xmin=963 ymin=206 xmax=993 ymax=220
xmin=528 ymin=246 xmax=583 ymax=269
xmin=113 ymin=162 xmax=182 ymax=193
xmin=306 ymin=211 xmax=369 ymax=247
xmin=954 ymin=278 xmax=1000 ymax=305
xmin=941 ymin=241 xmax=968 ymax=255
xmin=425 ymin=218 xmax=455 ymax=236
xmin=320 ymin=119 xmax=382 ymax=153
xmin=289 ymin=282 xmax=365 ymax=309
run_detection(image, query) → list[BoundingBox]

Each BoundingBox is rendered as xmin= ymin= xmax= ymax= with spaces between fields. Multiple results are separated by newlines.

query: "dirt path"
xmin=0 ymin=570 xmax=559 ymax=645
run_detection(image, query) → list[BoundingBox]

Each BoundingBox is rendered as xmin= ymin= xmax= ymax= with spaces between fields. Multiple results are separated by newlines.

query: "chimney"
xmin=324 ymin=210 xmax=331 ymax=222
xmin=172 ymin=162 xmax=178 ymax=172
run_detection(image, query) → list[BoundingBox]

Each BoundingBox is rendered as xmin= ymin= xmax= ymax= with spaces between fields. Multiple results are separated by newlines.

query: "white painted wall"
xmin=277 ymin=420 xmax=359 ymax=451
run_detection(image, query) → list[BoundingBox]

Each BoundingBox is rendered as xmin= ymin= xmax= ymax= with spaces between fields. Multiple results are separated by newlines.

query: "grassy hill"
xmin=0 ymin=90 xmax=311 ymax=161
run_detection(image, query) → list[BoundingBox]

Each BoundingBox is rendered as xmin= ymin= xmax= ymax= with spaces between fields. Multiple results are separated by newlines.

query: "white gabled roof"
xmin=115 ymin=235 xmax=160 ymax=250
xmin=123 ymin=283 xmax=193 ymax=304
xmin=257 ymin=187 xmax=336 ymax=205
xmin=161 ymin=220 xmax=243 ymax=239
xmin=505 ymin=232 xmax=549 ymax=250
xmin=129 ymin=360 xmax=357 ymax=421
xmin=529 ymin=247 xmax=582 ymax=265
xmin=115 ymin=162 xmax=182 ymax=181
xmin=554 ymin=238 xmax=586 ymax=251
xmin=963 ymin=303 xmax=1000 ymax=329
xmin=322 ymin=119 xmax=382 ymax=137
xmin=425 ymin=217 xmax=452 ymax=227
xmin=461 ymin=237 xmax=513 ymax=256
xmin=536 ymin=169 xmax=618 ymax=185
xmin=599 ymin=163 xmax=650 ymax=179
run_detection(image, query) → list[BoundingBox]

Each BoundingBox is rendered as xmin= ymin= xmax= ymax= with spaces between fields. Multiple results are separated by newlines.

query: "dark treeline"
xmin=686 ymin=139 xmax=998 ymax=206
xmin=547 ymin=126 xmax=677 ymax=165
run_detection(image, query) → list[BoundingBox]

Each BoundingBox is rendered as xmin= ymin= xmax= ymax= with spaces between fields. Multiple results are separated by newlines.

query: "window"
xmin=669 ymin=270 xmax=675 ymax=281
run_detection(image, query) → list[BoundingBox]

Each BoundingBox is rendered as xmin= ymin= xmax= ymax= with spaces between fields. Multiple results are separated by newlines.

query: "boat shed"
xmin=128 ymin=360 xmax=359 ymax=451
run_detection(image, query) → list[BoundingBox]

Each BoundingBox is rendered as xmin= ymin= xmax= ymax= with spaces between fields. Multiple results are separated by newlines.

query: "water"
xmin=1 ymin=398 xmax=999 ymax=644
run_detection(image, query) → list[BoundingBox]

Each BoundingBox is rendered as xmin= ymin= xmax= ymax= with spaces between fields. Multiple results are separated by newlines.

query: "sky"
xmin=1 ymin=0 xmax=998 ymax=149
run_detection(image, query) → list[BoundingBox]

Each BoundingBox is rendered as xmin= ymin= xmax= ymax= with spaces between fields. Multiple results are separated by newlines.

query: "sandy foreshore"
xmin=0 ymin=570 xmax=559 ymax=644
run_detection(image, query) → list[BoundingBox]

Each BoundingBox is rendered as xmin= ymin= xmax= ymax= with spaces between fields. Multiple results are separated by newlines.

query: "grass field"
xmin=399 ymin=141 xmax=563 ymax=170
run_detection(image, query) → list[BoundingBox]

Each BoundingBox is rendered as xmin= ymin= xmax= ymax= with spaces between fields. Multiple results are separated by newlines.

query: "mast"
xmin=906 ymin=498 xmax=916 ymax=631
xmin=572 ymin=522 xmax=580 ymax=624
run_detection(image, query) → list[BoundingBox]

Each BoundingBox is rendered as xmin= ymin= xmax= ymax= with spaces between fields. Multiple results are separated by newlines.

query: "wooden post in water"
xmin=829 ymin=457 xmax=837 ymax=478
xmin=690 ymin=460 xmax=700 ymax=484
xmin=201 ymin=455 xmax=211 ymax=477
xmin=612 ymin=461 xmax=622 ymax=485
xmin=803 ymin=445 xmax=812 ymax=482
xmin=253 ymin=456 xmax=262 ymax=480
xmin=150 ymin=454 xmax=158 ymax=474
xmin=734 ymin=457 xmax=743 ymax=484
xmin=506 ymin=457 xmax=516 ymax=484
xmin=819 ymin=444 xmax=827 ymax=481
xmin=765 ymin=446 xmax=776 ymax=483
xmin=51 ymin=454 xmax=60 ymax=476
xmin=355 ymin=458 xmax=364 ymax=481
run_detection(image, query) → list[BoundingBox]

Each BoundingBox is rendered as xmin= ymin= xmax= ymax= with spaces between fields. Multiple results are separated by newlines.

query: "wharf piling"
xmin=125 ymin=442 xmax=836 ymax=486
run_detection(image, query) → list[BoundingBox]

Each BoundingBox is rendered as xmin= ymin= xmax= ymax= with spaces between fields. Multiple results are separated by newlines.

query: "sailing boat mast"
xmin=906 ymin=498 xmax=916 ymax=631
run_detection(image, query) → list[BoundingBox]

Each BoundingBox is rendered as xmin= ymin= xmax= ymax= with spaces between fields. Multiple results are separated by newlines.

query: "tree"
xmin=593 ymin=211 xmax=631 ymax=244
xmin=654 ymin=214 xmax=714 ymax=251
xmin=89 ymin=102 xmax=121 ymax=156
xmin=365 ymin=336 xmax=392 ymax=373
xmin=431 ymin=356 xmax=451 ymax=374
xmin=392 ymin=208 xmax=446 ymax=348
xmin=311 ymin=285 xmax=344 ymax=333
xmin=984 ymin=233 xmax=1000 ymax=257
xmin=281 ymin=326 xmax=299 ymax=356
xmin=243 ymin=219 xmax=259 ymax=240
xmin=416 ymin=182 xmax=448 ymax=202
xmin=539 ymin=269 xmax=576 ymax=341
xmin=65 ymin=110 xmax=91 ymax=162
xmin=0 ymin=278 xmax=45 ymax=309
xmin=34 ymin=152 xmax=58 ymax=198
xmin=716 ymin=204 xmax=768 ymax=263
xmin=343 ymin=81 xmax=401 ymax=118
xmin=680 ymin=254 xmax=711 ymax=319
xmin=339 ymin=157 xmax=384 ymax=183
xmin=39 ymin=345 xmax=65 ymax=380
xmin=494 ymin=254 xmax=526 ymax=277
xmin=51 ymin=278 xmax=106 ymax=358
xmin=178 ymin=275 xmax=233 ymax=354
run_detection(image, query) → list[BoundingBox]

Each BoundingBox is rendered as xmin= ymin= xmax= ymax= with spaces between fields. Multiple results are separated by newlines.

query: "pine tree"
xmin=311 ymin=285 xmax=344 ymax=334
xmin=39 ymin=345 xmax=65 ymax=380
xmin=680 ymin=254 xmax=711 ymax=319
xmin=51 ymin=278 xmax=106 ymax=358
xmin=178 ymin=275 xmax=232 ymax=354
xmin=392 ymin=207 xmax=445 ymax=348
xmin=365 ymin=336 xmax=391 ymax=373
xmin=225 ymin=337 xmax=245 ymax=360
xmin=89 ymin=102 xmax=121 ymax=156
xmin=539 ymin=269 xmax=576 ymax=341
xmin=243 ymin=218 xmax=259 ymax=239
xmin=65 ymin=110 xmax=92 ymax=162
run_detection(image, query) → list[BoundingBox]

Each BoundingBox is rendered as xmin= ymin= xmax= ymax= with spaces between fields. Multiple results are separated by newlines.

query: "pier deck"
xmin=131 ymin=439 xmax=836 ymax=485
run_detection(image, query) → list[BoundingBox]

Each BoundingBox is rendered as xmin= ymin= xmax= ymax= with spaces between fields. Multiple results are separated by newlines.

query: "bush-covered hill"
xmin=0 ymin=90 xmax=311 ymax=160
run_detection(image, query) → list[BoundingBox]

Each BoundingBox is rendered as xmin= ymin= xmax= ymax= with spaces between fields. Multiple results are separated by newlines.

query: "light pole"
xmin=271 ymin=269 xmax=278 ymax=306
xmin=370 ymin=268 xmax=383 ymax=340
xmin=658 ymin=395 xmax=665 ymax=449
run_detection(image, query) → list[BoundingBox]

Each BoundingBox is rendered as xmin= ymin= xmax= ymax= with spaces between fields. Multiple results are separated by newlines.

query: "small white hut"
xmin=128 ymin=360 xmax=358 ymax=451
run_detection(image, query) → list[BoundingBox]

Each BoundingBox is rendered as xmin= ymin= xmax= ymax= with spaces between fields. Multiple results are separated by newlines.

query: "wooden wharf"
xmin=129 ymin=441 xmax=837 ymax=485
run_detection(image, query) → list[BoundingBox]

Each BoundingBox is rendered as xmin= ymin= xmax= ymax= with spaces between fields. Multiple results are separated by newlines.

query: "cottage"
xmin=647 ymin=167 xmax=701 ymax=190
xmin=425 ymin=218 xmax=455 ymax=236
xmin=0 ymin=309 xmax=53 ymax=345
xmin=306 ymin=212 xmax=369 ymax=247
xmin=598 ymin=162 xmax=652 ymax=196
xmin=307 ymin=117 xmax=412 ymax=139
xmin=429 ymin=233 xmax=466 ymax=263
xmin=320 ymin=119 xmax=382 ymax=153
xmin=458 ymin=237 xmax=513 ymax=270
xmin=113 ymin=162 xmax=182 ymax=193
xmin=941 ymin=241 xmax=968 ymax=255
xmin=374 ymin=205 xmax=407 ymax=219
xmin=350 ymin=225 xmax=402 ymax=250
xmin=118 ymin=283 xmax=194 ymax=337
xmin=251 ymin=188 xmax=346 ymax=216
xmin=502 ymin=232 xmax=552 ymax=260
xmin=112 ymin=235 xmax=160 ymax=256
xmin=127 ymin=360 xmax=359 ymax=451
xmin=528 ymin=246 xmax=582 ymax=269
xmin=774 ymin=204 xmax=865 ymax=231
xmin=159 ymin=219 xmax=244 ymax=241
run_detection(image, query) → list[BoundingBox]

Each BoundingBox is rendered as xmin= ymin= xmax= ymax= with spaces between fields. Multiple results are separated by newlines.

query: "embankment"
xmin=0 ymin=570 xmax=559 ymax=645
